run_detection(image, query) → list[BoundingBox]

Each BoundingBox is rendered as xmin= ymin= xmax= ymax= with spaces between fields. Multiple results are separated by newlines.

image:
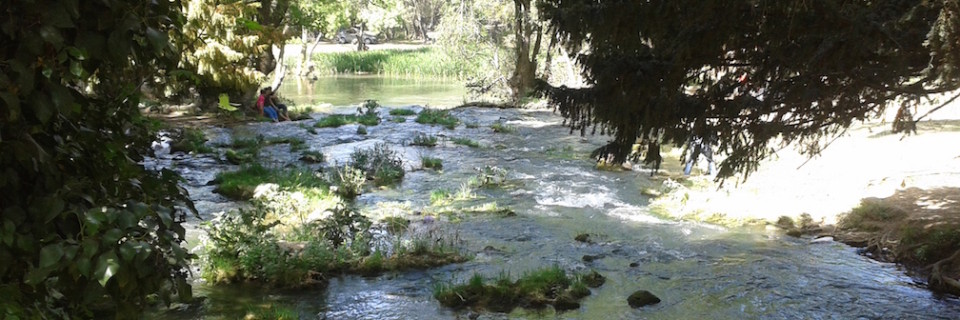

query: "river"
xmin=150 ymin=76 xmax=960 ymax=319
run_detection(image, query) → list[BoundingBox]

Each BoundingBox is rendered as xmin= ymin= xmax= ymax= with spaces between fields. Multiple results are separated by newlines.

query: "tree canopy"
xmin=537 ymin=0 xmax=960 ymax=180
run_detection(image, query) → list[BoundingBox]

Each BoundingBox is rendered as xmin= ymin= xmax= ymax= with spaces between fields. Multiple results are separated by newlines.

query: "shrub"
xmin=411 ymin=132 xmax=439 ymax=147
xmin=389 ymin=108 xmax=417 ymax=116
xmin=416 ymin=109 xmax=459 ymax=129
xmin=350 ymin=143 xmax=405 ymax=186
xmin=839 ymin=199 xmax=907 ymax=231
xmin=357 ymin=126 xmax=368 ymax=135
xmin=328 ymin=165 xmax=367 ymax=200
xmin=300 ymin=150 xmax=324 ymax=164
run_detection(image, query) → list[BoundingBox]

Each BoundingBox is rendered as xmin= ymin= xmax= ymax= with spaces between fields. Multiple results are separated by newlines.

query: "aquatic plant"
xmin=309 ymin=48 xmax=473 ymax=79
xmin=314 ymin=114 xmax=380 ymax=128
xmin=169 ymin=127 xmax=213 ymax=154
xmin=389 ymin=108 xmax=418 ymax=116
xmin=433 ymin=267 xmax=602 ymax=312
xmin=411 ymin=132 xmax=439 ymax=147
xmin=213 ymin=164 xmax=327 ymax=200
xmin=490 ymin=121 xmax=515 ymax=133
xmin=452 ymin=137 xmax=480 ymax=148
xmin=472 ymin=165 xmax=507 ymax=187
xmin=327 ymin=165 xmax=366 ymax=200
xmin=416 ymin=109 xmax=459 ymax=129
xmin=350 ymin=143 xmax=405 ymax=186
xmin=422 ymin=156 xmax=443 ymax=170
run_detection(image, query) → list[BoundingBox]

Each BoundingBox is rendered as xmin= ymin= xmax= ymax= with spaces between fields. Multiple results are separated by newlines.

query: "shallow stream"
xmin=150 ymin=77 xmax=960 ymax=319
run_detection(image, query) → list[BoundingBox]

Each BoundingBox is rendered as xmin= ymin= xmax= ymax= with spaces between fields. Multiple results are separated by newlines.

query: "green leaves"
xmin=39 ymin=243 xmax=64 ymax=269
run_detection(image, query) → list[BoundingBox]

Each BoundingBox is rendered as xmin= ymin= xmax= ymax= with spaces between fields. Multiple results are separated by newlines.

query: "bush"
xmin=328 ymin=165 xmax=367 ymax=200
xmin=411 ymin=133 xmax=439 ymax=147
xmin=416 ymin=109 xmax=459 ymax=129
xmin=839 ymin=199 xmax=907 ymax=231
xmin=350 ymin=143 xmax=405 ymax=186
xmin=357 ymin=126 xmax=368 ymax=135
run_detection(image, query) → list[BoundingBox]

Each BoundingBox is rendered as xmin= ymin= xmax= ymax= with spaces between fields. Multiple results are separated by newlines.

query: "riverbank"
xmin=645 ymin=116 xmax=960 ymax=295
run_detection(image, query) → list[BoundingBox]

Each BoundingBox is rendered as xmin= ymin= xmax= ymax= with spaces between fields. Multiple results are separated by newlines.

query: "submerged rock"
xmin=582 ymin=270 xmax=606 ymax=288
xmin=582 ymin=254 xmax=604 ymax=263
xmin=574 ymin=233 xmax=592 ymax=243
xmin=553 ymin=294 xmax=581 ymax=311
xmin=627 ymin=290 xmax=661 ymax=308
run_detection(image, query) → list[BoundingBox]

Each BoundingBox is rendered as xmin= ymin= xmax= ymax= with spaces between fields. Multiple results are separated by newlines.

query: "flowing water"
xmin=151 ymin=77 xmax=960 ymax=319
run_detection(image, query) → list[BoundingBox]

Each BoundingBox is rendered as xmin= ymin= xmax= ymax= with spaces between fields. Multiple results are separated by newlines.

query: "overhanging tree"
xmin=537 ymin=0 xmax=960 ymax=180
xmin=1 ymin=0 xmax=194 ymax=317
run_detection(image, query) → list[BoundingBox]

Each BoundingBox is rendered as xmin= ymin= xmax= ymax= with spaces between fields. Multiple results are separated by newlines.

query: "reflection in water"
xmin=279 ymin=76 xmax=468 ymax=108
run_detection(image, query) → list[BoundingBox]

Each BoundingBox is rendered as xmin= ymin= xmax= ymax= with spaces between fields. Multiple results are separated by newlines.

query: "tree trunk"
xmin=509 ymin=0 xmax=537 ymax=102
xmin=271 ymin=44 xmax=287 ymax=91
xmin=356 ymin=23 xmax=369 ymax=51
xmin=296 ymin=29 xmax=309 ymax=77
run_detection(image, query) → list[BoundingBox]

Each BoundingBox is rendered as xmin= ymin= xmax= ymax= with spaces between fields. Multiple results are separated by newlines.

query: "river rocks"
xmin=627 ymin=290 xmax=661 ymax=308
xmin=583 ymin=270 xmax=606 ymax=288
xmin=582 ymin=254 xmax=604 ymax=263
xmin=553 ymin=294 xmax=581 ymax=311
xmin=575 ymin=233 xmax=592 ymax=243
xmin=299 ymin=154 xmax=323 ymax=163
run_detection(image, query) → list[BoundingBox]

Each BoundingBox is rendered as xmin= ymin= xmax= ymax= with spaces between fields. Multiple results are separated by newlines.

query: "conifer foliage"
xmin=537 ymin=0 xmax=960 ymax=179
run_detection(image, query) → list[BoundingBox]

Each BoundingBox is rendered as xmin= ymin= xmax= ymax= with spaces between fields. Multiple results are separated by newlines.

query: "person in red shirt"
xmin=256 ymin=87 xmax=279 ymax=122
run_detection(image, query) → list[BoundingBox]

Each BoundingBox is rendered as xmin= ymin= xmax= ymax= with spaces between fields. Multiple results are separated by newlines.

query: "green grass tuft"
xmin=213 ymin=164 xmax=328 ymax=200
xmin=389 ymin=108 xmax=417 ymax=116
xmin=416 ymin=109 xmax=459 ymax=129
xmin=422 ymin=156 xmax=443 ymax=170
xmin=490 ymin=122 xmax=515 ymax=133
xmin=411 ymin=133 xmax=438 ymax=147
xmin=314 ymin=114 xmax=380 ymax=128
xmin=452 ymin=137 xmax=480 ymax=148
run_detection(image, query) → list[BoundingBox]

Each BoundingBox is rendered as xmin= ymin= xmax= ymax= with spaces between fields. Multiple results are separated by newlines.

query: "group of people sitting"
xmin=255 ymin=87 xmax=290 ymax=122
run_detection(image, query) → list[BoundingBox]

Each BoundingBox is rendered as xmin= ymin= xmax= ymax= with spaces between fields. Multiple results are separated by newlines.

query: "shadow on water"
xmin=150 ymin=78 xmax=960 ymax=319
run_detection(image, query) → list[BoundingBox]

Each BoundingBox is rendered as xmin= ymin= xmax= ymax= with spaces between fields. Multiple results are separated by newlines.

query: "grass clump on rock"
xmin=490 ymin=121 xmax=515 ymax=133
xmin=349 ymin=143 xmax=405 ymax=186
xmin=433 ymin=267 xmax=602 ymax=312
xmin=452 ymin=137 xmax=480 ymax=148
xmin=314 ymin=114 xmax=380 ymax=128
xmin=170 ymin=127 xmax=213 ymax=154
xmin=389 ymin=108 xmax=417 ymax=116
xmin=411 ymin=132 xmax=438 ymax=147
xmin=422 ymin=156 xmax=443 ymax=170
xmin=213 ymin=164 xmax=327 ymax=200
xmin=416 ymin=109 xmax=459 ymax=129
